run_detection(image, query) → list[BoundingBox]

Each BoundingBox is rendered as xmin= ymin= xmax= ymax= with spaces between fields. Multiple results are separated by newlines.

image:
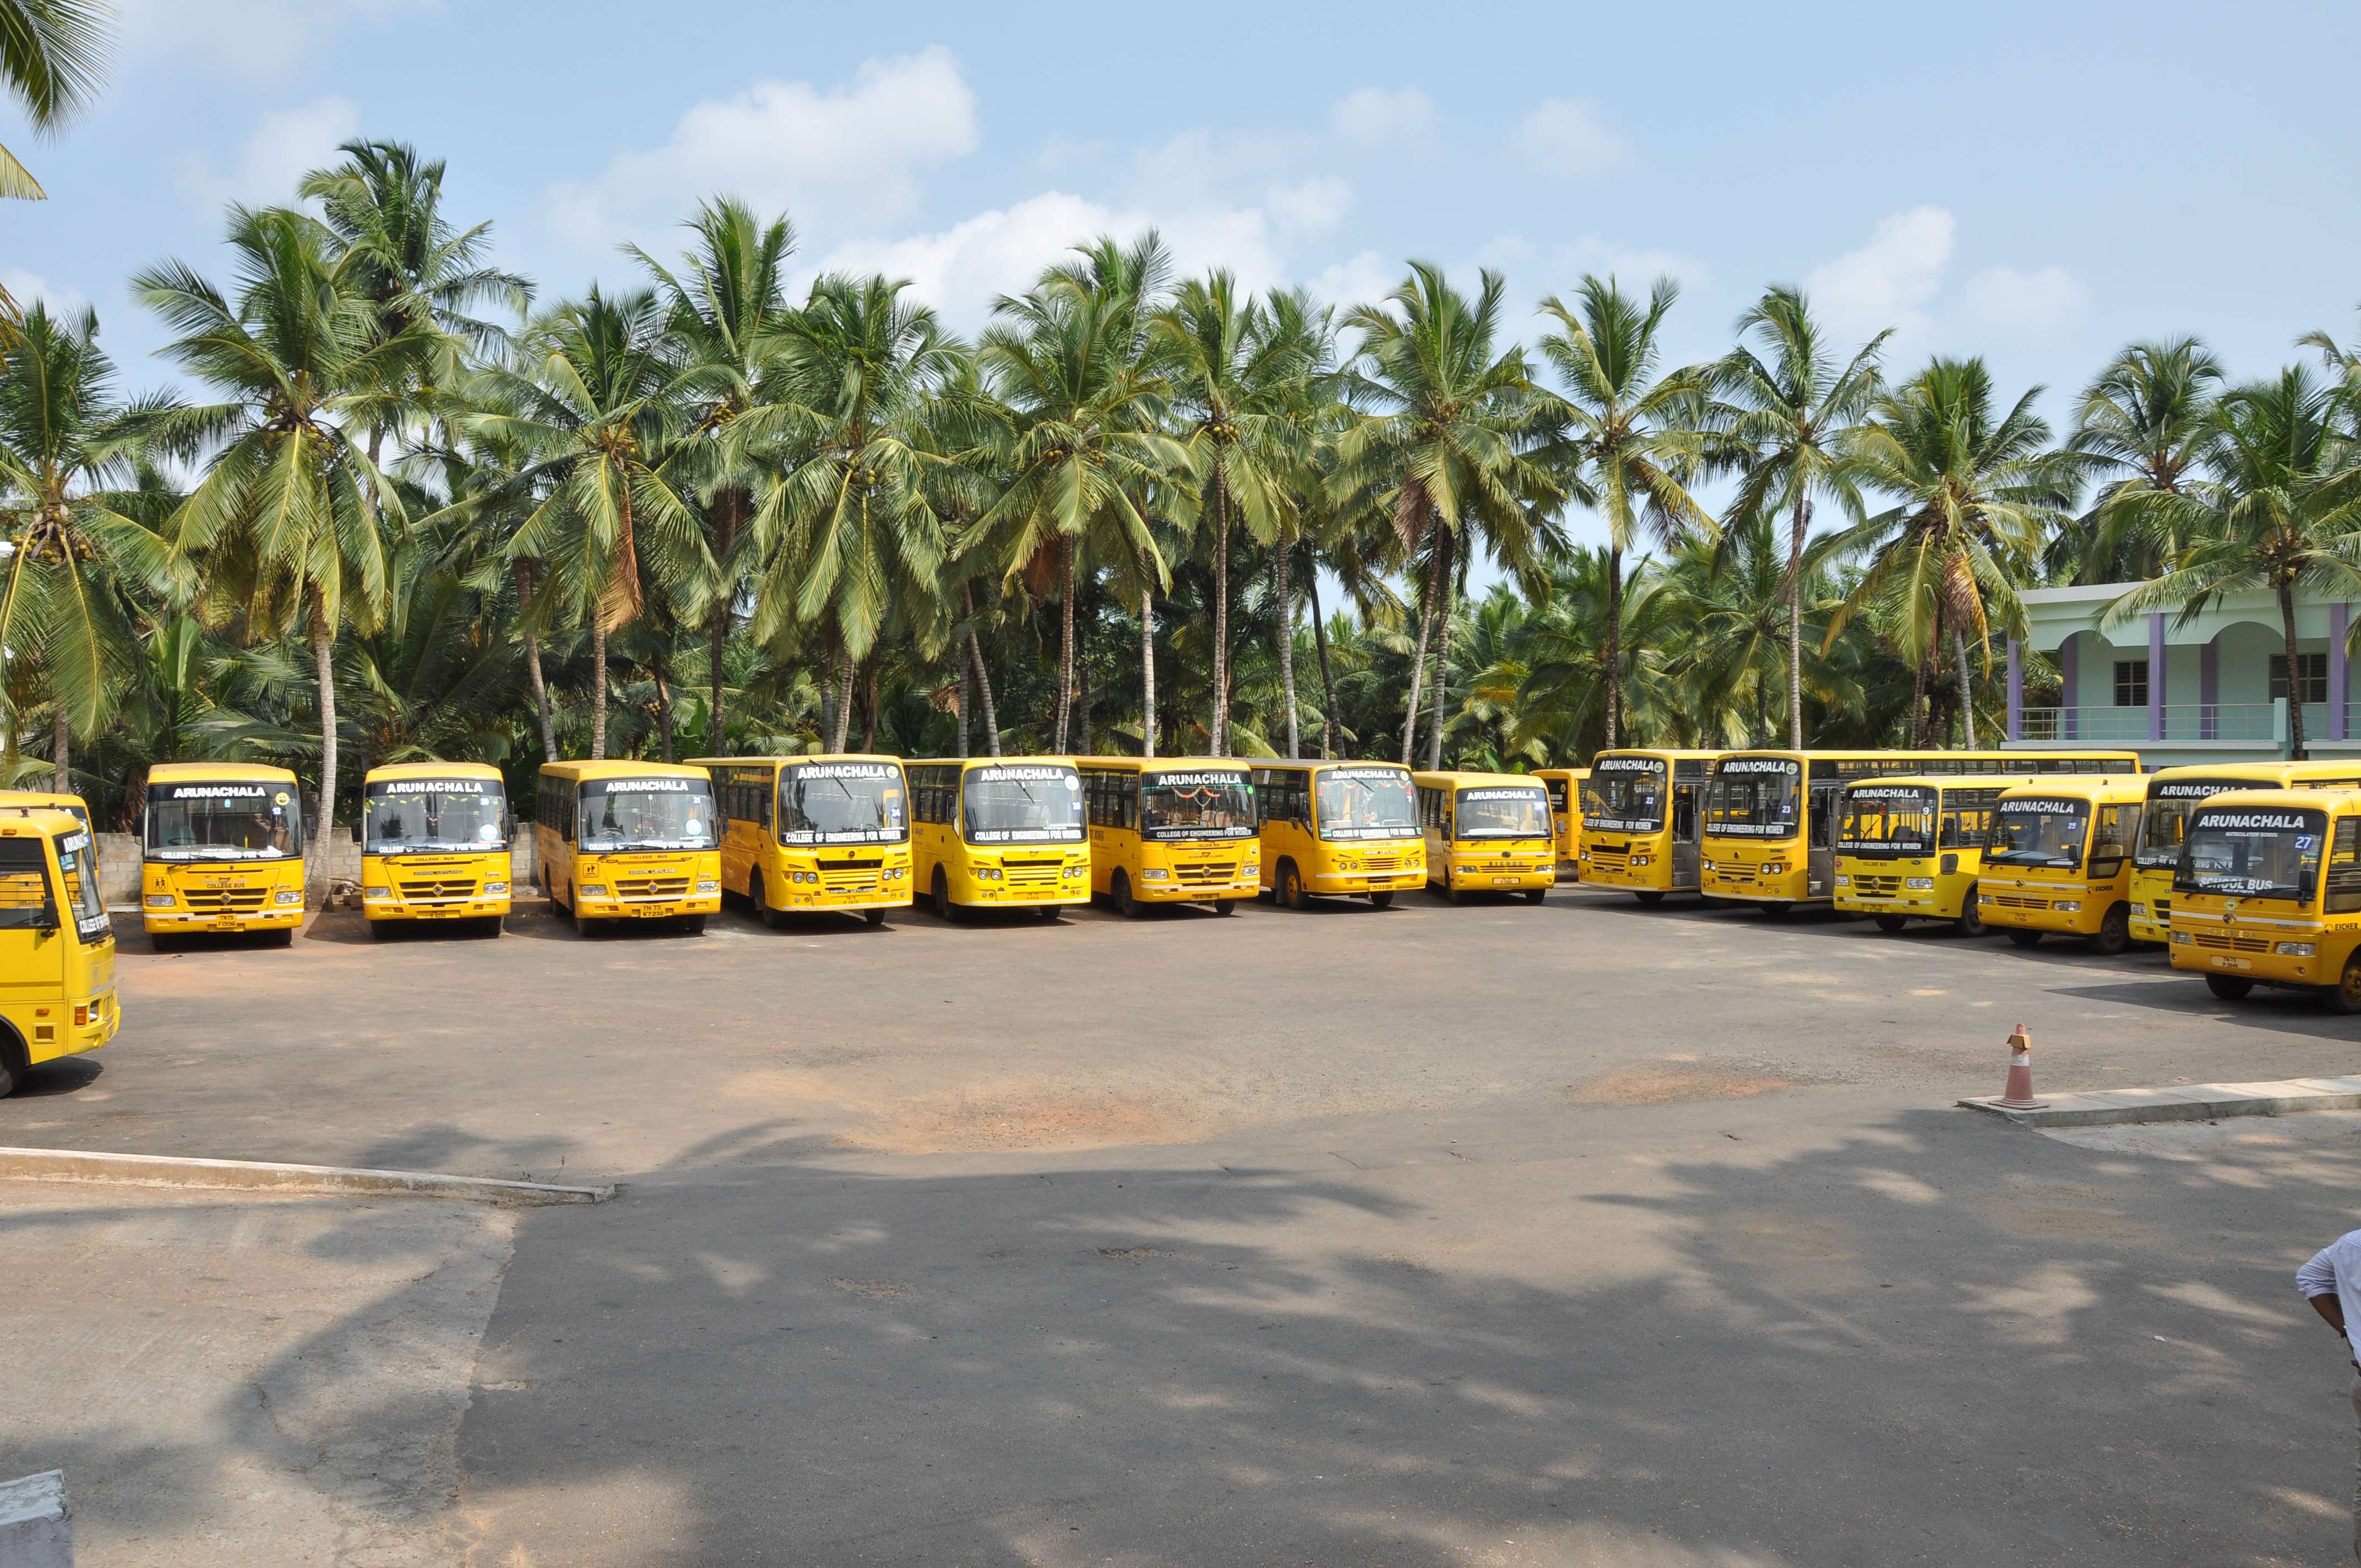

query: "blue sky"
xmin=6 ymin=0 xmax=2358 ymax=545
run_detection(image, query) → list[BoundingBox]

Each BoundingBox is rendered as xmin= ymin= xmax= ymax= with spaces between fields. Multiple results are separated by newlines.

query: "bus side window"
xmin=2092 ymin=804 xmax=2136 ymax=865
xmin=1121 ymin=775 xmax=1139 ymax=831
xmin=1808 ymin=789 xmax=1834 ymax=850
xmin=2327 ymin=820 xmax=2361 ymax=914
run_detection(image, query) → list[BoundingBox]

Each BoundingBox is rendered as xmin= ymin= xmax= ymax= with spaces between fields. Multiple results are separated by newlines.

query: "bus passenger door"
xmin=1671 ymin=784 xmax=1700 ymax=889
xmin=1807 ymin=785 xmax=1840 ymax=896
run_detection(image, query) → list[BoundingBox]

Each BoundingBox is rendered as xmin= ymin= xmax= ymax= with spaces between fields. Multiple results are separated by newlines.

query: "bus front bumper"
xmin=366 ymin=894 xmax=513 ymax=922
xmin=29 ymin=988 xmax=117 ymax=1064
xmin=578 ymin=892 xmax=723 ymax=919
xmin=143 ymin=905 xmax=304 ymax=933
xmin=1977 ymin=885 xmax=2103 ymax=936
xmin=1701 ymin=856 xmax=1808 ymax=903
xmin=2169 ymin=926 xmax=2330 ymax=985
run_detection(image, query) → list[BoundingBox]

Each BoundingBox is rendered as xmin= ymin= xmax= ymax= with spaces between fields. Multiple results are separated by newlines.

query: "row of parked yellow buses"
xmin=1574 ymin=746 xmax=2361 ymax=1012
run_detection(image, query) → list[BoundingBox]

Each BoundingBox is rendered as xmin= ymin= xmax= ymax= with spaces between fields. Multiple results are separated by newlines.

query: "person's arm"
xmin=2311 ymin=1293 xmax=2348 ymax=1337
xmin=2298 ymin=1249 xmax=2346 ymax=1337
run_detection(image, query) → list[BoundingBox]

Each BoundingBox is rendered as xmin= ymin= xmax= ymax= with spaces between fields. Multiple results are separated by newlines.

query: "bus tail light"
xmin=73 ymin=1003 xmax=91 ymax=1026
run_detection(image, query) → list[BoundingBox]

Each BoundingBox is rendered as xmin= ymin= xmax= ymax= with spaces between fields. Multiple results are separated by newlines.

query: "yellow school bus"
xmin=1414 ymin=770 xmax=1556 ymax=903
xmin=2168 ymin=788 xmax=2361 ymax=1010
xmin=140 ymin=761 xmax=306 ymax=946
xmin=1078 ymin=757 xmax=1259 ymax=916
xmin=698 ymin=754 xmax=913 ymax=927
xmin=1975 ymin=775 xmax=2150 ymax=954
xmin=2127 ymin=762 xmax=2361 ymax=944
xmin=1700 ymin=749 xmax=2140 ymax=912
xmin=358 ymin=761 xmax=513 ymax=938
xmin=1577 ymin=750 xmax=1721 ymax=902
xmin=905 ymin=756 xmax=1090 ymax=919
xmin=1250 ymin=760 xmax=1426 ymax=910
xmin=0 ymin=808 xmax=117 ymax=1096
xmin=1834 ymin=775 xmax=2012 ymax=935
xmin=1530 ymin=767 xmax=1588 ymax=872
xmin=535 ymin=760 xmax=722 ymax=936
xmin=0 ymin=790 xmax=93 ymax=831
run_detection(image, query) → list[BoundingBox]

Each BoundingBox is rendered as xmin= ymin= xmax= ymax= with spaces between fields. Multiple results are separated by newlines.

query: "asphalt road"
xmin=7 ymin=886 xmax=2361 ymax=1565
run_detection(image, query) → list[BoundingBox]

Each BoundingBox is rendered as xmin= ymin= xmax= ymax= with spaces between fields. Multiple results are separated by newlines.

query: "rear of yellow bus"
xmin=0 ymin=813 xmax=117 ymax=1096
xmin=358 ymin=765 xmax=513 ymax=937
xmin=1977 ymin=778 xmax=2145 ymax=954
xmin=140 ymin=765 xmax=306 ymax=946
xmin=2168 ymin=790 xmax=2361 ymax=1010
xmin=1128 ymin=764 xmax=1260 ymax=909
xmin=940 ymin=760 xmax=1091 ymax=916
xmin=566 ymin=769 xmax=723 ymax=932
xmin=1428 ymin=774 xmax=1555 ymax=902
xmin=1578 ymin=754 xmax=1678 ymax=899
xmin=1532 ymin=768 xmax=1585 ymax=874
xmin=763 ymin=757 xmax=914 ymax=925
xmin=1700 ymin=754 xmax=1810 ymax=907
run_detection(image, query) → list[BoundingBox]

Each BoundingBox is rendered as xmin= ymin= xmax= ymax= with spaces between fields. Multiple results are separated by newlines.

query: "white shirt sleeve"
xmin=2298 ymin=1247 xmax=2340 ymax=1299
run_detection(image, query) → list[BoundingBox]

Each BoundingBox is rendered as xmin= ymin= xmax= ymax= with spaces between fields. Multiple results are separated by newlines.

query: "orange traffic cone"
xmin=1995 ymin=1023 xmax=2047 ymax=1110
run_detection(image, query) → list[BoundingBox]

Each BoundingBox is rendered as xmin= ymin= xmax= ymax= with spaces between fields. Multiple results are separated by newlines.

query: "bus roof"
xmin=2144 ymin=760 xmax=2361 ymax=794
xmin=0 ymin=808 xmax=87 ymax=839
xmin=1528 ymin=766 xmax=1589 ymax=778
xmin=1837 ymin=773 xmax=2031 ymax=792
xmin=147 ymin=761 xmax=298 ymax=785
xmin=1589 ymin=748 xmax=1723 ymax=761
xmin=2193 ymin=787 xmax=2361 ymax=815
xmin=0 ymin=790 xmax=90 ymax=811
xmin=1715 ymin=748 xmax=2141 ymax=765
xmin=1995 ymin=775 xmax=2151 ymax=802
xmin=1074 ymin=755 xmax=1248 ymax=775
xmin=1413 ymin=770 xmax=1551 ymax=791
xmin=1250 ymin=759 xmax=1411 ymax=775
xmin=365 ymin=760 xmax=504 ymax=783
xmin=690 ymin=753 xmax=905 ymax=772
xmin=538 ymin=760 xmax=714 ymax=782
xmin=905 ymin=755 xmax=1078 ymax=771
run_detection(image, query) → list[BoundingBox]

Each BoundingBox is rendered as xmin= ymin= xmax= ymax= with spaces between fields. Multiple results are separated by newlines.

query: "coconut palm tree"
xmin=2106 ymin=367 xmax=2361 ymax=760
xmin=2055 ymin=338 xmax=2224 ymax=582
xmin=0 ymin=0 xmax=111 ymax=336
xmin=1711 ymin=285 xmax=1884 ymax=746
xmin=1532 ymin=274 xmax=1713 ymax=751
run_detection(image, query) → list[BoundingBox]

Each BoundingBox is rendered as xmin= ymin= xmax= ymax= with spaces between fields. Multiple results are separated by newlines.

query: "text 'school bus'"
xmin=905 ymin=758 xmax=1090 ymax=919
xmin=1250 ymin=761 xmax=1426 ymax=911
xmin=535 ymin=761 xmax=722 ymax=937
xmin=1832 ymin=775 xmax=2012 ymax=935
xmin=141 ymin=761 xmax=306 ymax=946
xmin=1529 ymin=767 xmax=1588 ymax=872
xmin=1699 ymin=750 xmax=2141 ymax=912
xmin=1577 ymin=750 xmax=1721 ymax=902
xmin=1974 ymin=775 xmax=2150 ymax=955
xmin=2167 ymin=788 xmax=2361 ymax=1011
xmin=1413 ymin=770 xmax=1557 ymax=903
xmin=697 ymin=755 xmax=913 ymax=928
xmin=0 ymin=809 xmax=116 ymax=1096
xmin=359 ymin=762 xmax=513 ymax=938
xmin=2127 ymin=763 xmax=2361 ymax=945
xmin=1077 ymin=757 xmax=1259 ymax=917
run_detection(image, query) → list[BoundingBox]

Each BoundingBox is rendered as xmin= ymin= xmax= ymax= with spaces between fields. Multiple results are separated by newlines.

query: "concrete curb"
xmin=0 ymin=1146 xmax=613 ymax=1205
xmin=1959 ymin=1074 xmax=2361 ymax=1129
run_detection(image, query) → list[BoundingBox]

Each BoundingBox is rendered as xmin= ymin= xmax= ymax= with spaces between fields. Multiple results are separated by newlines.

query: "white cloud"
xmin=0 ymin=270 xmax=89 ymax=320
xmin=1805 ymin=205 xmax=1955 ymax=342
xmin=1556 ymin=235 xmax=1711 ymax=290
xmin=117 ymin=0 xmax=438 ymax=83
xmin=1305 ymin=250 xmax=1399 ymax=310
xmin=1330 ymin=87 xmax=1437 ymax=149
xmin=171 ymin=96 xmax=362 ymax=216
xmin=1963 ymin=263 xmax=2089 ymax=337
xmin=1264 ymin=177 xmax=1352 ymax=239
xmin=1511 ymin=99 xmax=1632 ymax=180
xmin=544 ymin=50 xmax=978 ymax=253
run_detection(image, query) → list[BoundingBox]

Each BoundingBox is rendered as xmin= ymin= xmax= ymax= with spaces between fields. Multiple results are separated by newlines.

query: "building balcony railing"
xmin=2015 ymin=700 xmax=2336 ymax=744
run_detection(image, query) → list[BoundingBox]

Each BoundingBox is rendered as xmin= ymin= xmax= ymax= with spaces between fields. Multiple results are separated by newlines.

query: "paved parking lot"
xmin=7 ymin=887 xmax=2361 ymax=1564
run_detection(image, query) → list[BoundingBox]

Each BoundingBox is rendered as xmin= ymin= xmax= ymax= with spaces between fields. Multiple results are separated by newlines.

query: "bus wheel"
xmin=752 ymin=873 xmax=786 ymax=930
xmin=1521 ymin=888 xmax=1546 ymax=905
xmin=150 ymin=933 xmax=178 ymax=954
xmin=680 ymin=915 xmax=707 ymax=935
xmin=2089 ymin=903 xmax=2132 ymax=957
xmin=1035 ymin=905 xmax=1061 ymax=922
xmin=1756 ymin=902 xmax=1790 ymax=921
xmin=933 ymin=868 xmax=959 ymax=921
xmin=1212 ymin=899 xmax=1238 ymax=916
xmin=574 ymin=908 xmax=601 ymax=939
xmin=1634 ymin=891 xmax=1665 ymax=906
xmin=2206 ymin=973 xmax=2254 ymax=1001
xmin=0 ymin=1037 xmax=21 ymax=1098
xmin=266 ymin=927 xmax=294 ymax=948
xmin=367 ymin=919 xmax=390 ymax=941
xmin=1874 ymin=914 xmax=1908 ymax=934
xmin=2005 ymin=929 xmax=2042 ymax=949
xmin=865 ymin=908 xmax=888 ymax=928
xmin=1955 ymin=905 xmax=1987 ymax=938
xmin=1114 ymin=870 xmax=1142 ymax=918
xmin=478 ymin=916 xmax=504 ymax=939
xmin=1367 ymin=891 xmax=1395 ymax=910
xmin=1276 ymin=862 xmax=1308 ymax=911
xmin=2323 ymin=956 xmax=2361 ymax=1015
xmin=1445 ymin=876 xmax=1468 ymax=906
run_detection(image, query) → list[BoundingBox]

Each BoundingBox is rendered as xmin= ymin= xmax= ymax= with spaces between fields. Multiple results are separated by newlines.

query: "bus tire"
xmin=1035 ymin=905 xmax=1061 ymax=922
xmin=2005 ymin=929 xmax=2042 ymax=948
xmin=150 ymin=932 xmax=178 ymax=954
xmin=1522 ymin=888 xmax=1546 ymax=905
xmin=864 ymin=908 xmax=888 ymax=928
xmin=0 ymin=1027 xmax=26 ymax=1098
xmin=1955 ymin=905 xmax=1987 ymax=938
xmin=751 ymin=873 xmax=786 ymax=930
xmin=2323 ymin=956 xmax=2361 ymax=1015
xmin=2205 ymin=973 xmax=2254 ymax=1001
xmin=1212 ymin=899 xmax=1237 ymax=916
xmin=367 ymin=919 xmax=390 ymax=941
xmin=932 ymin=868 xmax=958 ymax=921
xmin=574 ymin=907 xmax=601 ymax=939
xmin=1634 ymin=891 xmax=1666 ymax=906
xmin=478 ymin=916 xmax=504 ymax=939
xmin=1367 ymin=891 xmax=1395 ymax=910
xmin=1276 ymin=862 xmax=1308 ymax=911
xmin=1756 ymin=902 xmax=1791 ymax=920
xmin=265 ymin=927 xmax=293 ymax=948
xmin=2089 ymin=903 xmax=2132 ymax=957
xmin=681 ymin=914 xmax=707 ymax=935
xmin=1874 ymin=914 xmax=1908 ymax=934
xmin=1114 ymin=870 xmax=1141 ymax=918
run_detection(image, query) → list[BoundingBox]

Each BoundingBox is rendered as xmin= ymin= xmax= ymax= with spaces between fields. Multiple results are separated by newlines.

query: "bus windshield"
xmin=56 ymin=831 xmax=108 ymax=941
xmin=964 ymin=765 xmax=1084 ymax=844
xmin=781 ymin=762 xmax=907 ymax=845
xmin=364 ymin=778 xmax=507 ymax=854
xmin=2136 ymin=780 xmax=2242 ymax=869
xmin=146 ymin=780 xmax=302 ymax=861
xmin=578 ymin=777 xmax=716 ymax=852
xmin=1315 ymin=769 xmax=1418 ymax=841
xmin=1583 ymin=759 xmax=1667 ymax=834
xmin=1455 ymin=786 xmax=1551 ymax=840
xmin=1705 ymin=759 xmax=1800 ymax=839
xmin=1142 ymin=771 xmax=1256 ymax=841
xmin=1838 ymin=785 xmax=1936 ymax=856
xmin=1986 ymin=797 xmax=2089 ymax=867
xmin=2177 ymin=807 xmax=2325 ymax=902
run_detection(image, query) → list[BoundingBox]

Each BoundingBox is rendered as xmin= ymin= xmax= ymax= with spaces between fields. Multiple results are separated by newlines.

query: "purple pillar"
xmin=2200 ymin=637 xmax=2219 ymax=741
xmin=2006 ymin=638 xmax=2023 ymax=741
xmin=2061 ymin=637 xmax=2077 ymax=740
xmin=2148 ymin=613 xmax=2166 ymax=742
xmin=2333 ymin=602 xmax=2350 ymax=742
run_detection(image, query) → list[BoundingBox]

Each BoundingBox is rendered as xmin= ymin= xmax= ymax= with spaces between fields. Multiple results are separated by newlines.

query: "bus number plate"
xmin=2211 ymin=956 xmax=2253 ymax=971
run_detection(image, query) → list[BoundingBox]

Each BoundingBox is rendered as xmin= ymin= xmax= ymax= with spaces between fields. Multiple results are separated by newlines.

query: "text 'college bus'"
xmin=1530 ymin=767 xmax=1587 ymax=872
xmin=142 ymin=761 xmax=306 ymax=945
xmin=1832 ymin=775 xmax=2011 ymax=935
xmin=0 ymin=808 xmax=116 ymax=1096
xmin=1578 ymin=750 xmax=1719 ymax=902
xmin=2128 ymin=763 xmax=2361 ymax=944
xmin=1975 ymin=775 xmax=2149 ymax=954
xmin=360 ymin=761 xmax=513 ymax=938
xmin=906 ymin=758 xmax=1090 ymax=918
xmin=1413 ymin=770 xmax=1555 ymax=902
xmin=535 ymin=761 xmax=722 ymax=936
xmin=2168 ymin=789 xmax=2361 ymax=1011
xmin=1699 ymin=749 xmax=2141 ymax=911
xmin=1251 ymin=761 xmax=1425 ymax=910
xmin=701 ymin=754 xmax=912 ymax=927
xmin=1079 ymin=757 xmax=1259 ymax=916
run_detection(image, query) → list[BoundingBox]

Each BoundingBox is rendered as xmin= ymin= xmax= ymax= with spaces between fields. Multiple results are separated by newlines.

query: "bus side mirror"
xmin=34 ymin=899 xmax=59 ymax=935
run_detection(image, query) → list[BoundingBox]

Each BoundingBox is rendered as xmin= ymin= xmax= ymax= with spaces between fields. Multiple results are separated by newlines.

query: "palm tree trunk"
xmin=1054 ymin=537 xmax=1076 ymax=753
xmin=1401 ymin=522 xmax=1441 ymax=764
xmin=309 ymin=590 xmax=339 ymax=907
xmin=962 ymin=584 xmax=1000 ymax=756
xmin=1211 ymin=481 xmax=1231 ymax=755
xmin=1787 ymin=494 xmax=1810 ymax=748
xmin=1140 ymin=585 xmax=1157 ymax=759
xmin=589 ymin=614 xmax=608 ymax=761
xmin=515 ymin=563 xmax=556 ymax=759
xmin=709 ymin=492 xmax=739 ymax=757
xmin=653 ymin=652 xmax=676 ymax=763
xmin=51 ymin=703 xmax=67 ymax=794
xmin=1307 ymin=553 xmax=1339 ymax=759
xmin=1953 ymin=628 xmax=1978 ymax=749
xmin=1603 ymin=545 xmax=1624 ymax=750
xmin=1275 ymin=536 xmax=1299 ymax=759
xmin=1911 ymin=602 xmax=1943 ymax=749
xmin=2282 ymin=583 xmax=2308 ymax=759
xmin=831 ymin=643 xmax=856 ymax=753
xmin=1074 ymin=583 xmax=1092 ymax=756
xmin=1426 ymin=528 xmax=1454 ymax=771
xmin=862 ymin=664 xmax=880 ymax=753
xmin=955 ymin=655 xmax=971 ymax=759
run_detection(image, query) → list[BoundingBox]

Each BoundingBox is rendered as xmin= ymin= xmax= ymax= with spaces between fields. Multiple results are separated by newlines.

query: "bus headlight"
xmin=696 ymin=878 xmax=719 ymax=893
xmin=1762 ymin=862 xmax=1785 ymax=876
xmin=1141 ymin=868 xmax=1169 ymax=880
xmin=363 ymin=886 xmax=391 ymax=901
xmin=274 ymin=888 xmax=302 ymax=905
xmin=2275 ymin=941 xmax=2318 ymax=957
xmin=1906 ymin=877 xmax=1934 ymax=890
xmin=1979 ymin=892 xmax=1994 ymax=904
xmin=976 ymin=867 xmax=1000 ymax=880
xmin=2172 ymin=930 xmax=2193 ymax=944
xmin=1063 ymin=865 xmax=1084 ymax=878
xmin=580 ymin=884 xmax=608 ymax=898
xmin=145 ymin=893 xmax=175 ymax=908
xmin=1630 ymin=853 xmax=1651 ymax=867
xmin=482 ymin=881 xmax=509 ymax=897
xmin=1833 ymin=874 xmax=1849 ymax=887
xmin=2053 ymin=900 xmax=2082 ymax=913
xmin=2130 ymin=902 xmax=2148 ymax=918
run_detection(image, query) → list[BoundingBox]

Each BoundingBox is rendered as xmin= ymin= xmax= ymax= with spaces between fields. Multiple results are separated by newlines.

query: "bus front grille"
xmin=183 ymin=888 xmax=268 ymax=913
xmin=615 ymin=876 xmax=690 ymax=901
xmin=829 ymin=858 xmax=884 ymax=870
xmin=820 ymin=869 xmax=880 ymax=895
xmin=1588 ymin=851 xmax=1627 ymax=874
xmin=1360 ymin=855 xmax=1401 ymax=873
xmin=1852 ymin=875 xmax=1901 ymax=897
xmin=1176 ymin=862 xmax=1239 ymax=885
xmin=2151 ymin=899 xmax=2171 ymax=922
xmin=1002 ymin=863 xmax=1063 ymax=889
xmin=397 ymin=879 xmax=476 ymax=901
xmin=2190 ymin=928 xmax=2270 ymax=953
xmin=1992 ymin=892 xmax=2048 ymax=909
